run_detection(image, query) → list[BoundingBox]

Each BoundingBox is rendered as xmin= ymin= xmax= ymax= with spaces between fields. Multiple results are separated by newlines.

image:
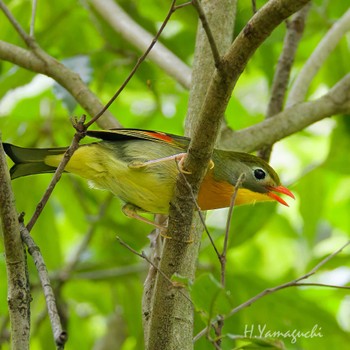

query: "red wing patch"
xmin=144 ymin=131 xmax=175 ymax=143
xmin=86 ymin=128 xmax=190 ymax=150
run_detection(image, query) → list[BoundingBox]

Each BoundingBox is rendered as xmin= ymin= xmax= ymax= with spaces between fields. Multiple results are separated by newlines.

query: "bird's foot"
xmin=176 ymin=155 xmax=214 ymax=173
xmin=122 ymin=204 xmax=166 ymax=230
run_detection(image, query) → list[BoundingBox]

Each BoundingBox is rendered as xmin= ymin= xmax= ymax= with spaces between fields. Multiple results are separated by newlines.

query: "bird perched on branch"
xmin=3 ymin=128 xmax=294 ymax=226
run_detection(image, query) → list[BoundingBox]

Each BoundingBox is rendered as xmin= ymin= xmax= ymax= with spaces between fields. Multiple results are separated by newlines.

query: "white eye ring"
xmin=253 ymin=168 xmax=266 ymax=180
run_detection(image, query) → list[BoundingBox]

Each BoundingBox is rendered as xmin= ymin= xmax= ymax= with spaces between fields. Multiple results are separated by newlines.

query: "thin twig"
xmin=26 ymin=116 xmax=86 ymax=232
xmin=116 ymin=236 xmax=193 ymax=304
xmin=30 ymin=0 xmax=38 ymax=37
xmin=19 ymin=220 xmax=67 ymax=349
xmin=85 ymin=0 xmax=179 ymax=128
xmin=252 ymin=0 xmax=257 ymax=14
xmin=0 ymin=0 xmax=35 ymax=48
xmin=213 ymin=173 xmax=245 ymax=348
xmin=297 ymin=240 xmax=350 ymax=280
xmin=221 ymin=173 xmax=245 ymax=287
xmin=174 ymin=1 xmax=192 ymax=10
xmin=227 ymin=239 xmax=350 ymax=315
xmin=194 ymin=239 xmax=350 ymax=342
xmin=192 ymin=0 xmax=221 ymax=68
xmin=295 ymin=283 xmax=350 ymax=290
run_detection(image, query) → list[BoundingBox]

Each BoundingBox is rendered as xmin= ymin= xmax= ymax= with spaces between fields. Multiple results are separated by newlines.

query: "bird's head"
xmin=213 ymin=151 xmax=295 ymax=206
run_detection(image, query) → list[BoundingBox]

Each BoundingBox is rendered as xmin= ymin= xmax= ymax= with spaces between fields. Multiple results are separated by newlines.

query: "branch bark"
xmin=146 ymin=1 xmax=310 ymax=348
xmin=185 ymin=0 xmax=237 ymax=135
xmin=146 ymin=1 xmax=236 ymax=349
xmin=20 ymin=223 xmax=67 ymax=348
xmin=0 ymin=140 xmax=30 ymax=350
xmin=220 ymin=73 xmax=350 ymax=152
xmin=0 ymin=40 xmax=119 ymax=130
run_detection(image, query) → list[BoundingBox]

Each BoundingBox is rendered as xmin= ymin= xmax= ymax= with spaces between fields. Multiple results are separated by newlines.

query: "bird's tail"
xmin=3 ymin=143 xmax=68 ymax=179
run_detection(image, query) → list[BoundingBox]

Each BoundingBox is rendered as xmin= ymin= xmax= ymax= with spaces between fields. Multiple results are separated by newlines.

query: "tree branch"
xmin=0 ymin=40 xmax=119 ymax=129
xmin=185 ymin=0 xmax=236 ymax=134
xmin=194 ymin=239 xmax=350 ymax=342
xmin=287 ymin=8 xmax=350 ymax=107
xmin=85 ymin=0 xmax=184 ymax=127
xmin=191 ymin=0 xmax=222 ymax=67
xmin=90 ymin=0 xmax=192 ymax=89
xmin=183 ymin=0 xmax=311 ymax=188
xmin=26 ymin=117 xmax=87 ymax=232
xmin=19 ymin=222 xmax=67 ymax=349
xmin=147 ymin=1 xmax=310 ymax=349
xmin=0 ymin=1 xmax=34 ymax=47
xmin=0 ymin=1 xmax=120 ymax=128
xmin=146 ymin=1 xmax=236 ymax=349
xmin=0 ymin=139 xmax=30 ymax=350
xmin=258 ymin=3 xmax=310 ymax=161
xmin=214 ymin=173 xmax=245 ymax=347
xmin=220 ymin=73 xmax=350 ymax=152
xmin=228 ymin=239 xmax=350 ymax=316
xmin=30 ymin=0 xmax=38 ymax=37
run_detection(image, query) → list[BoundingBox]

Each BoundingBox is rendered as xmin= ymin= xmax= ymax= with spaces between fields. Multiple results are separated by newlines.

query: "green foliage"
xmin=1 ymin=1 xmax=350 ymax=349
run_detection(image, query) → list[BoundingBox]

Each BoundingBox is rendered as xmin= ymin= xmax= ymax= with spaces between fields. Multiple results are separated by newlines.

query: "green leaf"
xmin=190 ymin=273 xmax=233 ymax=321
xmin=229 ymin=204 xmax=277 ymax=247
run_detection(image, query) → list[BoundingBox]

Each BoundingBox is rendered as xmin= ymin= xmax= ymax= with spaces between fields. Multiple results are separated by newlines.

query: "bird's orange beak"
xmin=266 ymin=185 xmax=295 ymax=206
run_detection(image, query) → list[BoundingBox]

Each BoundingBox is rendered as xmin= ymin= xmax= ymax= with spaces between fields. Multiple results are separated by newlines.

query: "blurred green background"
xmin=0 ymin=0 xmax=349 ymax=349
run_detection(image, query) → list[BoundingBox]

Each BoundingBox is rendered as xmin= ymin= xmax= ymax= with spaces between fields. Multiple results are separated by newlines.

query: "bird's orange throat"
xmin=197 ymin=172 xmax=273 ymax=210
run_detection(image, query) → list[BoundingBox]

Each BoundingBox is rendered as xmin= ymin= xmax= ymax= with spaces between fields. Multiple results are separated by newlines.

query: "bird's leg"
xmin=128 ymin=153 xmax=214 ymax=177
xmin=121 ymin=204 xmax=192 ymax=242
xmin=122 ymin=203 xmax=166 ymax=229
xmin=128 ymin=153 xmax=192 ymax=174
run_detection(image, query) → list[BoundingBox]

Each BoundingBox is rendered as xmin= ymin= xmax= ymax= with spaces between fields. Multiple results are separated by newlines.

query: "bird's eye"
xmin=254 ymin=168 xmax=266 ymax=180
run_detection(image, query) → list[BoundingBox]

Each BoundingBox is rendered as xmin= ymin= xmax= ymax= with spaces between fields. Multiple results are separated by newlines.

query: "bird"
xmin=3 ymin=128 xmax=294 ymax=225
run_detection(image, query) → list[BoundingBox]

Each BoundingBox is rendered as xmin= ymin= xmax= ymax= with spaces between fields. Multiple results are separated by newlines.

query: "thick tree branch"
xmin=179 ymin=1 xmax=310 ymax=212
xmin=0 ymin=40 xmax=119 ymax=129
xmin=147 ymin=1 xmax=310 ymax=349
xmin=146 ymin=1 xmax=236 ymax=349
xmin=287 ymin=8 xmax=350 ymax=107
xmin=185 ymin=0 xmax=236 ymax=134
xmin=167 ymin=0 xmax=311 ymax=265
xmin=0 ymin=140 xmax=30 ymax=350
xmin=221 ymin=73 xmax=350 ymax=152
xmin=90 ymin=0 xmax=192 ymax=89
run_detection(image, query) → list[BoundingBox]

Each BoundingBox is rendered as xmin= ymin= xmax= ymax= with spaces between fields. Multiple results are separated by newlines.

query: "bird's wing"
xmin=86 ymin=128 xmax=190 ymax=150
